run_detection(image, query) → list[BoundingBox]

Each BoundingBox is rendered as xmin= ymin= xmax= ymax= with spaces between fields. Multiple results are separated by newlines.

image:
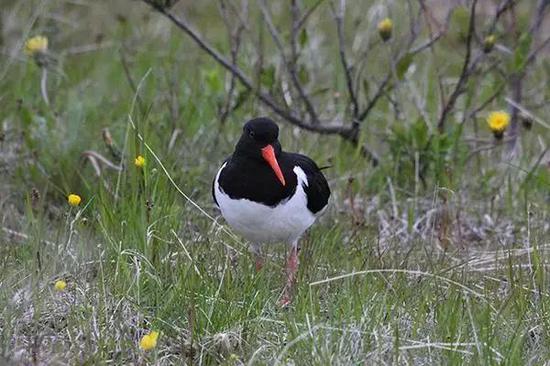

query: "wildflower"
xmin=134 ymin=155 xmax=146 ymax=168
xmin=139 ymin=331 xmax=159 ymax=351
xmin=377 ymin=18 xmax=393 ymax=42
xmin=24 ymin=35 xmax=48 ymax=56
xmin=483 ymin=34 xmax=496 ymax=53
xmin=487 ymin=111 xmax=510 ymax=139
xmin=54 ymin=280 xmax=67 ymax=291
xmin=67 ymin=193 xmax=82 ymax=207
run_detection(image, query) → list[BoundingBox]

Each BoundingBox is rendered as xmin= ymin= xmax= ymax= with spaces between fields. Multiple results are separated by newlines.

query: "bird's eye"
xmin=248 ymin=130 xmax=255 ymax=138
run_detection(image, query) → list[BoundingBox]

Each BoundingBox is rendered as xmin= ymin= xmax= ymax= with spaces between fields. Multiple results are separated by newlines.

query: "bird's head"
xmin=234 ymin=117 xmax=286 ymax=186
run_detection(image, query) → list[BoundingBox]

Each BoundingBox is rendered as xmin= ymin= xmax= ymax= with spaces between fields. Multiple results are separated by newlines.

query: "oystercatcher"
xmin=213 ymin=117 xmax=330 ymax=305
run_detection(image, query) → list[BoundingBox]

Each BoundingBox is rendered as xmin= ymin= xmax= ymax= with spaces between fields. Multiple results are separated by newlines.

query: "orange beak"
xmin=261 ymin=144 xmax=286 ymax=186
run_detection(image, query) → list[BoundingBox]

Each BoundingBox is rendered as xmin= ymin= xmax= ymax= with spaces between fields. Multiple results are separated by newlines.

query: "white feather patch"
xmin=214 ymin=165 xmax=316 ymax=245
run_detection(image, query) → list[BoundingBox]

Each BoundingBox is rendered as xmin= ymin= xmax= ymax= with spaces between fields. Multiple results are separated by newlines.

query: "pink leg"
xmin=251 ymin=244 xmax=263 ymax=272
xmin=280 ymin=245 xmax=299 ymax=307
xmin=255 ymin=255 xmax=264 ymax=272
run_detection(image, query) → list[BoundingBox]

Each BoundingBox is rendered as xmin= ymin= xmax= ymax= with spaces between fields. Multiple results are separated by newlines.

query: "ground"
xmin=1 ymin=1 xmax=550 ymax=365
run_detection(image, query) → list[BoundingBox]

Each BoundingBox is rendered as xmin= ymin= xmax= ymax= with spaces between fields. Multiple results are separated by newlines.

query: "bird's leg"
xmin=280 ymin=242 xmax=299 ymax=306
xmin=250 ymin=243 xmax=264 ymax=272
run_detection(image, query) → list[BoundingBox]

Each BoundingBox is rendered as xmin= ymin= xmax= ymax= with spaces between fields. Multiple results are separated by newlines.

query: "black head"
xmin=243 ymin=117 xmax=279 ymax=145
xmin=235 ymin=117 xmax=281 ymax=156
xmin=234 ymin=117 xmax=286 ymax=186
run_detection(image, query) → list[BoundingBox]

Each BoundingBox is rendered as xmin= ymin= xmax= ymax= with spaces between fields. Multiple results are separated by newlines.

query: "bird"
xmin=212 ymin=117 xmax=330 ymax=305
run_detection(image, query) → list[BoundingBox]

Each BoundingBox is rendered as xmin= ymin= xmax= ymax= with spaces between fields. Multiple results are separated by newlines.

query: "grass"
xmin=1 ymin=1 xmax=550 ymax=365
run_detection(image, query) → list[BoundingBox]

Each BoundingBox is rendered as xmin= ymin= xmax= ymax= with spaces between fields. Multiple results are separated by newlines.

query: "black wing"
xmin=287 ymin=153 xmax=330 ymax=214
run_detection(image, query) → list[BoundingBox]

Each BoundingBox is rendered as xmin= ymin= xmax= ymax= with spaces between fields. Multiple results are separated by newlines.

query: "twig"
xmin=465 ymin=82 xmax=506 ymax=122
xmin=507 ymin=0 xmax=549 ymax=148
xmin=219 ymin=0 xmax=247 ymax=124
xmin=81 ymin=150 xmax=123 ymax=172
xmin=295 ymin=0 xmax=325 ymax=31
xmin=2 ymin=227 xmax=56 ymax=246
xmin=437 ymin=0 xmax=478 ymax=132
xmin=412 ymin=1 xmax=455 ymax=55
xmin=290 ymin=0 xmax=320 ymax=124
xmin=142 ymin=2 xmax=361 ymax=136
xmin=120 ymin=50 xmax=146 ymax=114
xmin=145 ymin=2 xmax=341 ymax=132
xmin=488 ymin=0 xmax=518 ymax=34
xmin=358 ymin=72 xmax=392 ymax=122
xmin=330 ymin=0 xmax=359 ymax=119
xmin=505 ymin=97 xmax=550 ymax=129
xmin=259 ymin=0 xmax=319 ymax=124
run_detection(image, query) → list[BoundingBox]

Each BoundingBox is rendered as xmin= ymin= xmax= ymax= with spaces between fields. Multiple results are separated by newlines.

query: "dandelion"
xmin=24 ymin=35 xmax=48 ymax=56
xmin=67 ymin=193 xmax=82 ymax=207
xmin=24 ymin=35 xmax=50 ymax=104
xmin=377 ymin=18 xmax=393 ymax=42
xmin=484 ymin=34 xmax=496 ymax=53
xmin=487 ymin=111 xmax=510 ymax=139
xmin=139 ymin=331 xmax=159 ymax=351
xmin=134 ymin=155 xmax=146 ymax=168
xmin=54 ymin=280 xmax=67 ymax=291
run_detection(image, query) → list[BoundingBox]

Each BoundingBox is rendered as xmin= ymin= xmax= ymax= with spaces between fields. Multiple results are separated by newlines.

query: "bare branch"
xmin=295 ymin=0 xmax=325 ymax=31
xmin=219 ymin=0 xmax=247 ymax=124
xmin=141 ymin=0 xmax=381 ymax=164
xmin=412 ymin=1 xmax=455 ymax=55
xmin=465 ymin=82 xmax=506 ymax=122
xmin=437 ymin=0 xmax=478 ymax=132
xmin=507 ymin=0 xmax=549 ymax=147
xmin=289 ymin=0 xmax=320 ymax=124
xmin=358 ymin=72 xmax=392 ymax=122
xmin=259 ymin=0 xmax=319 ymax=124
xmin=330 ymin=0 xmax=359 ymax=119
xmin=143 ymin=2 xmax=304 ymax=128
xmin=488 ymin=0 xmax=518 ymax=34
xmin=526 ymin=34 xmax=550 ymax=67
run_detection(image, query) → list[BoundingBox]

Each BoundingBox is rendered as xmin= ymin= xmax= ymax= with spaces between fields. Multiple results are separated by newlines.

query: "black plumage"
xmin=213 ymin=118 xmax=330 ymax=213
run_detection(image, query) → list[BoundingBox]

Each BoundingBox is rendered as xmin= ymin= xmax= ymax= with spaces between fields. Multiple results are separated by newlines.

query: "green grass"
xmin=1 ymin=1 xmax=550 ymax=365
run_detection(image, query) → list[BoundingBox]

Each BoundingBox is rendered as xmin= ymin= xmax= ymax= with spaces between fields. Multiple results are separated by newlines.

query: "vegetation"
xmin=1 ymin=1 xmax=549 ymax=364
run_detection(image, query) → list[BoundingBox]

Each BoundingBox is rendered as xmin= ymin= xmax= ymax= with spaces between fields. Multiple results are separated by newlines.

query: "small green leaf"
xmin=260 ymin=65 xmax=276 ymax=89
xmin=299 ymin=29 xmax=308 ymax=48
xmin=298 ymin=65 xmax=310 ymax=84
xmin=362 ymin=79 xmax=370 ymax=97
xmin=396 ymin=53 xmax=414 ymax=80
xmin=204 ymin=68 xmax=222 ymax=92
xmin=513 ymin=33 xmax=532 ymax=71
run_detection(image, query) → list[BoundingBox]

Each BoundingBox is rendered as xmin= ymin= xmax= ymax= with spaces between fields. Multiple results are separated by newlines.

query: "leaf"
xmin=204 ymin=68 xmax=222 ymax=93
xmin=299 ymin=29 xmax=308 ymax=48
xmin=362 ymin=79 xmax=370 ymax=97
xmin=298 ymin=65 xmax=310 ymax=84
xmin=513 ymin=33 xmax=532 ymax=72
xmin=411 ymin=118 xmax=429 ymax=149
xmin=396 ymin=53 xmax=414 ymax=80
xmin=260 ymin=65 xmax=276 ymax=89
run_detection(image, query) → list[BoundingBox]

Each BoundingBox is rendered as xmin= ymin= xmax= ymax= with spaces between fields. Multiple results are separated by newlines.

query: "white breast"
xmin=214 ymin=164 xmax=316 ymax=245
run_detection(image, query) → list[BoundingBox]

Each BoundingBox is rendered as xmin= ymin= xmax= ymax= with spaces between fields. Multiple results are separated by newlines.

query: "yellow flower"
xmin=139 ymin=331 xmax=159 ymax=351
xmin=24 ymin=35 xmax=48 ymax=56
xmin=484 ymin=34 xmax=496 ymax=53
xmin=134 ymin=155 xmax=146 ymax=168
xmin=377 ymin=18 xmax=393 ymax=41
xmin=487 ymin=110 xmax=510 ymax=139
xmin=54 ymin=280 xmax=67 ymax=291
xmin=67 ymin=193 xmax=82 ymax=207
